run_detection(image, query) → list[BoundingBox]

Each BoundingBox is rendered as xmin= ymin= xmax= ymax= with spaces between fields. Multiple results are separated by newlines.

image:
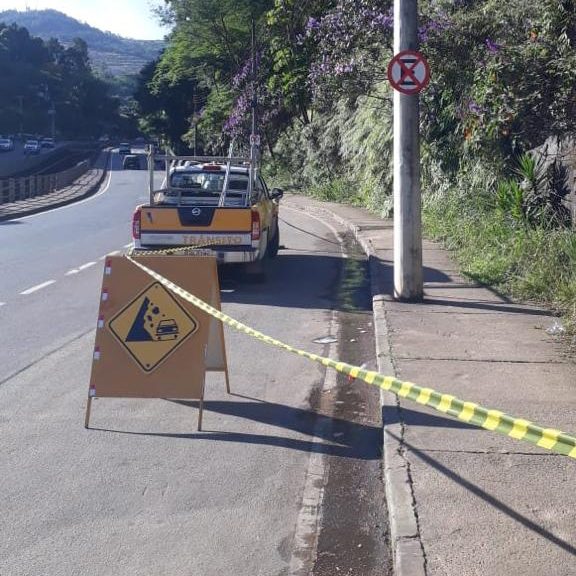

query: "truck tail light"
xmin=132 ymin=208 xmax=141 ymax=239
xmin=251 ymin=210 xmax=261 ymax=241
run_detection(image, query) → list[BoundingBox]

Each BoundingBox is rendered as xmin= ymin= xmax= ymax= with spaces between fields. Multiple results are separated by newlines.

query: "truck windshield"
xmin=170 ymin=171 xmax=248 ymax=194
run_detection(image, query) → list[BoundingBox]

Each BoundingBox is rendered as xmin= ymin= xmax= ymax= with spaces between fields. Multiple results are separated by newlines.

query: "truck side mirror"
xmin=270 ymin=187 xmax=284 ymax=200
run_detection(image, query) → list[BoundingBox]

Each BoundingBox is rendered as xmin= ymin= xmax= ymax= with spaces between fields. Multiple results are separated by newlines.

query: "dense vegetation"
xmin=0 ymin=21 xmax=124 ymax=138
xmin=136 ymin=0 xmax=576 ymax=335
xmin=0 ymin=10 xmax=164 ymax=76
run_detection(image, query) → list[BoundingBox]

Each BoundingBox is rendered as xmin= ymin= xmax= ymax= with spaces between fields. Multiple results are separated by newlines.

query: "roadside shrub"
xmin=268 ymin=82 xmax=393 ymax=215
xmin=496 ymin=179 xmax=525 ymax=225
xmin=423 ymin=157 xmax=576 ymax=335
xmin=495 ymin=153 xmax=572 ymax=229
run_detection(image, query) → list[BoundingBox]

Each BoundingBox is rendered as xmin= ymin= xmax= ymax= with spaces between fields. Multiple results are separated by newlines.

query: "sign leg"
xmin=225 ymin=368 xmax=231 ymax=394
xmin=84 ymin=397 xmax=93 ymax=429
xmin=197 ymin=378 xmax=206 ymax=431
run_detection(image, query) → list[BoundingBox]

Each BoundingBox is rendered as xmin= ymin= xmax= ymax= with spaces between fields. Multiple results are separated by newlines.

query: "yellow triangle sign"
xmin=108 ymin=282 xmax=199 ymax=372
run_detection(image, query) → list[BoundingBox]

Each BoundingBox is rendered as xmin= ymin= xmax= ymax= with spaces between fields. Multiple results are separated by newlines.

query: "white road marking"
xmin=78 ymin=261 xmax=97 ymax=271
xmin=0 ymin=302 xmax=5 ymax=307
xmin=99 ymin=250 xmax=120 ymax=260
xmin=65 ymin=269 xmax=79 ymax=275
xmin=20 ymin=280 xmax=56 ymax=295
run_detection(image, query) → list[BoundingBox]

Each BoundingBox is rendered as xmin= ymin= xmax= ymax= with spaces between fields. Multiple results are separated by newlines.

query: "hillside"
xmin=0 ymin=9 xmax=165 ymax=76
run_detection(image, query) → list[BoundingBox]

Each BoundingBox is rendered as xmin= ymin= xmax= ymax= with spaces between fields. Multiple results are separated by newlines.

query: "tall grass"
xmin=266 ymin=93 xmax=576 ymax=344
xmin=268 ymin=82 xmax=394 ymax=216
xmin=422 ymin=160 xmax=576 ymax=336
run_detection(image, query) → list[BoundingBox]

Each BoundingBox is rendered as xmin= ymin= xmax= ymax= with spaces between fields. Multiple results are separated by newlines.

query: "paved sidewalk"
xmin=295 ymin=196 xmax=576 ymax=576
xmin=0 ymin=150 xmax=110 ymax=221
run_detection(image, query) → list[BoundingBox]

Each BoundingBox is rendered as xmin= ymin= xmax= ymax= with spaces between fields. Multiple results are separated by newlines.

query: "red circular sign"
xmin=387 ymin=50 xmax=430 ymax=95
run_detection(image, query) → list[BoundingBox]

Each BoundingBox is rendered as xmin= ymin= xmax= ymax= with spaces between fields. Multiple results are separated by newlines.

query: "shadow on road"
xmin=90 ymin=395 xmax=383 ymax=461
xmin=370 ymin=255 xmax=551 ymax=316
xmin=420 ymin=297 xmax=553 ymax=316
xmin=219 ymin=252 xmax=366 ymax=312
xmin=371 ymin=255 xmax=453 ymax=289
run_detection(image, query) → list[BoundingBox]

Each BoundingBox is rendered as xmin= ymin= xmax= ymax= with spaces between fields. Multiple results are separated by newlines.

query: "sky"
xmin=0 ymin=0 xmax=171 ymax=40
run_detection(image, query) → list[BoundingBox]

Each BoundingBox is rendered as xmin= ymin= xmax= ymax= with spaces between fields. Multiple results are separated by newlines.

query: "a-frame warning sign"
xmin=86 ymin=254 xmax=229 ymax=430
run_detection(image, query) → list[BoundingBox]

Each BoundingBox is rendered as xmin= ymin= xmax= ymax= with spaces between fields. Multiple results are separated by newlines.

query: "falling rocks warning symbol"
xmin=125 ymin=297 xmax=180 ymax=342
xmin=108 ymin=283 xmax=198 ymax=372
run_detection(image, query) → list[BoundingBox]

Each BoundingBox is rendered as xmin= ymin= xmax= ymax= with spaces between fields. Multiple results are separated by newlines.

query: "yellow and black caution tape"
xmin=126 ymin=254 xmax=576 ymax=459
xmin=128 ymin=238 xmax=229 ymax=257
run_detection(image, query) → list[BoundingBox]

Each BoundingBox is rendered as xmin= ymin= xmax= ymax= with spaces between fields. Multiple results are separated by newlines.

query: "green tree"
xmin=0 ymin=23 xmax=121 ymax=138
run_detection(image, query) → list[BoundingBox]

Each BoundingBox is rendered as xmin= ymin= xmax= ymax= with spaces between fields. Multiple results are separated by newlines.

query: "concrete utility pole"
xmin=393 ymin=0 xmax=423 ymax=301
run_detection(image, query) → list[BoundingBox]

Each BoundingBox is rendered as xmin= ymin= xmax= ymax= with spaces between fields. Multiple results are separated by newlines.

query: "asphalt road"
xmin=0 ymin=152 xmax=388 ymax=576
xmin=0 ymin=151 xmax=151 ymax=381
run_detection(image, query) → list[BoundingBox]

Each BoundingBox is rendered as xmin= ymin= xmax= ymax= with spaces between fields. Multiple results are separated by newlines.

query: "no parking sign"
xmin=387 ymin=50 xmax=430 ymax=95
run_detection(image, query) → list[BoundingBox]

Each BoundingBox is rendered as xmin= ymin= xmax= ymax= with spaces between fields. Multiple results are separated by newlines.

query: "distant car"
xmin=40 ymin=137 xmax=55 ymax=149
xmin=118 ymin=143 xmax=131 ymax=155
xmin=23 ymin=140 xmax=41 ymax=154
xmin=122 ymin=154 xmax=141 ymax=170
xmin=0 ymin=137 xmax=14 ymax=152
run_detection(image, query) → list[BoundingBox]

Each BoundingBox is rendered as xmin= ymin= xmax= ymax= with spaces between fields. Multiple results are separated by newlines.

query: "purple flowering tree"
xmin=306 ymin=0 xmax=394 ymax=105
xmin=223 ymin=0 xmax=326 ymax=151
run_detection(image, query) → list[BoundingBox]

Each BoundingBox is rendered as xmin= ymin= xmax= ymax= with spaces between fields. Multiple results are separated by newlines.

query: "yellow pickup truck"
xmin=131 ymin=154 xmax=283 ymax=275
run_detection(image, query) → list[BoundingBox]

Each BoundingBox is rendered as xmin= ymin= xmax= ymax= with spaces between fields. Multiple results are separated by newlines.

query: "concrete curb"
xmin=0 ymin=150 xmax=111 ymax=222
xmin=316 ymin=208 xmax=427 ymax=576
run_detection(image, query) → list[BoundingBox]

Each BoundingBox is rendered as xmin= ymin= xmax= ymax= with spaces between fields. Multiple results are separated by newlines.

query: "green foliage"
xmin=0 ymin=22 xmax=121 ymax=137
xmin=496 ymin=179 xmax=525 ymax=224
xmin=267 ymin=82 xmax=393 ymax=215
xmin=191 ymin=83 xmax=235 ymax=154
xmin=338 ymin=84 xmax=394 ymax=214
xmin=134 ymin=56 xmax=202 ymax=151
xmin=423 ymin=156 xmax=576 ymax=334
xmin=265 ymin=0 xmax=330 ymax=125
xmin=494 ymin=153 xmax=573 ymax=228
xmin=135 ymin=0 xmax=273 ymax=149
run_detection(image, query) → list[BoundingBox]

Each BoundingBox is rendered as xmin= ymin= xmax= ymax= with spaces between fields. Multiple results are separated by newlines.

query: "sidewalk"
xmin=300 ymin=196 xmax=576 ymax=576
xmin=0 ymin=150 xmax=110 ymax=221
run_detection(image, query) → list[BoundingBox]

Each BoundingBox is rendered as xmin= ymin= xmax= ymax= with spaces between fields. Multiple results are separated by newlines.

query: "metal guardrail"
xmin=0 ymin=160 xmax=89 ymax=205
